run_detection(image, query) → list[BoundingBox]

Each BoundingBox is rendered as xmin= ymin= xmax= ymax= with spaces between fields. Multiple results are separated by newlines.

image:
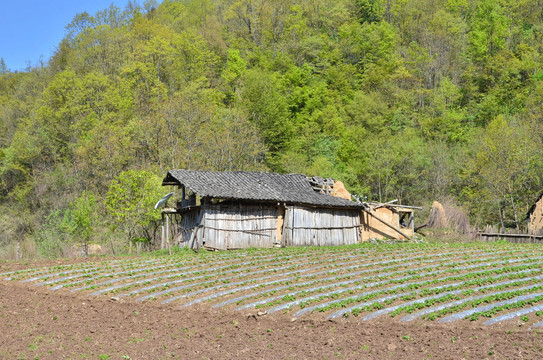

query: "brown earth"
xmin=2 ymin=276 xmax=543 ymax=360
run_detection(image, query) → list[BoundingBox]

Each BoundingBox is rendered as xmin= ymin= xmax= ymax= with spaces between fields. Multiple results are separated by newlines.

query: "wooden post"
xmin=161 ymin=213 xmax=165 ymax=250
xmin=292 ymin=206 xmax=296 ymax=244
xmin=276 ymin=205 xmax=285 ymax=247
xmin=165 ymin=213 xmax=170 ymax=253
xmin=16 ymin=241 xmax=21 ymax=261
xmin=166 ymin=215 xmax=172 ymax=255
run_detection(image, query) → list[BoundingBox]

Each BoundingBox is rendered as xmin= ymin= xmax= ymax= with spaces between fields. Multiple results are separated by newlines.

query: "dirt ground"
xmin=1 ymin=261 xmax=543 ymax=360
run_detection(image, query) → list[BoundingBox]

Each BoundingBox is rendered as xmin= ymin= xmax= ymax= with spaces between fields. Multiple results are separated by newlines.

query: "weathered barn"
xmin=162 ymin=170 xmax=363 ymax=250
xmin=160 ymin=170 xmax=418 ymax=250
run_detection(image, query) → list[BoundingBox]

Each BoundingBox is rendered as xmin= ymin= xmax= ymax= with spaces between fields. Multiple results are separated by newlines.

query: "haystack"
xmin=330 ymin=181 xmax=351 ymax=200
xmin=427 ymin=200 xmax=471 ymax=234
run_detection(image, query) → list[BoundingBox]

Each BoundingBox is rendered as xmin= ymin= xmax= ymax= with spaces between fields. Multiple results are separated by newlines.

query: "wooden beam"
xmin=389 ymin=204 xmax=423 ymax=210
xmin=480 ymin=232 xmax=543 ymax=239
xmin=415 ymin=223 xmax=427 ymax=232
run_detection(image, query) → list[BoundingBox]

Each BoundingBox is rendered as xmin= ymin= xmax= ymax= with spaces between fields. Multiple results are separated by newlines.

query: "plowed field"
xmin=2 ymin=243 xmax=543 ymax=359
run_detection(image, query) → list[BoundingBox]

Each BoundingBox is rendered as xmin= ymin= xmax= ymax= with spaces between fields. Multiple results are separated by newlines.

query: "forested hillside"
xmin=2 ymin=0 xmax=543 ymax=257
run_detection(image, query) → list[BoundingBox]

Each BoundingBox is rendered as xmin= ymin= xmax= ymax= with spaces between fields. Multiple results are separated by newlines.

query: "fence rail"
xmin=479 ymin=232 xmax=543 ymax=244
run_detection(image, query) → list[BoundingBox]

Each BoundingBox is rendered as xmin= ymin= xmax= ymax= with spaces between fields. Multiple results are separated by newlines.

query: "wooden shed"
xmin=161 ymin=170 xmax=362 ymax=250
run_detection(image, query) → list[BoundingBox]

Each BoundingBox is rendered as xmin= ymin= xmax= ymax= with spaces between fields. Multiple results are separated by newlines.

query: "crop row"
xmin=2 ymin=243 xmax=543 ymax=325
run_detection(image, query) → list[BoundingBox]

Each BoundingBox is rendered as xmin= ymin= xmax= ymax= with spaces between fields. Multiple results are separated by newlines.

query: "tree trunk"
xmin=510 ymin=195 xmax=519 ymax=230
xmin=16 ymin=241 xmax=21 ymax=261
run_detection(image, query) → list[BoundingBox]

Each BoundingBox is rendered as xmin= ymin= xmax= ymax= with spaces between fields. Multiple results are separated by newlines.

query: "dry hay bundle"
xmin=330 ymin=181 xmax=351 ymax=200
xmin=428 ymin=200 xmax=471 ymax=234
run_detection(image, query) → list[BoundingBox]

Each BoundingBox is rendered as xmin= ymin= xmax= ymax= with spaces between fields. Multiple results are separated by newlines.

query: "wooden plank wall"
xmin=283 ymin=206 xmax=359 ymax=247
xmin=175 ymin=209 xmax=200 ymax=248
xmin=202 ymin=204 xmax=277 ymax=250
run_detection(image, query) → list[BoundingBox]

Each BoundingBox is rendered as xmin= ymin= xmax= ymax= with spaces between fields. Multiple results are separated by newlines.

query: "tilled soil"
xmin=1 ymin=279 xmax=543 ymax=360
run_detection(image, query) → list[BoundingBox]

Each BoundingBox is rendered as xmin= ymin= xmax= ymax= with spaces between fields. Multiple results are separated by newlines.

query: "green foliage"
xmin=70 ymin=191 xmax=98 ymax=253
xmin=35 ymin=209 xmax=75 ymax=258
xmin=462 ymin=116 xmax=543 ymax=226
xmin=468 ymin=0 xmax=510 ymax=64
xmin=3 ymin=0 xmax=543 ymax=257
xmin=105 ymin=170 xmax=163 ymax=242
xmin=0 ymin=58 xmax=7 ymax=75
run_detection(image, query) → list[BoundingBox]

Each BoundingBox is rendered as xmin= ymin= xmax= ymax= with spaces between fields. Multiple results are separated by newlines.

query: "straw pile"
xmin=427 ymin=200 xmax=471 ymax=234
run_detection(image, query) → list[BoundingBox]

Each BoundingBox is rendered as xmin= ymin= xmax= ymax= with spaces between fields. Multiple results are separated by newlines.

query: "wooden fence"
xmin=478 ymin=225 xmax=543 ymax=244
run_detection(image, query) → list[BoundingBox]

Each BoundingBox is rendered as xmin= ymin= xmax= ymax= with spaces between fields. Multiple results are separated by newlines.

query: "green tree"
xmin=462 ymin=116 xmax=543 ymax=227
xmin=354 ymin=0 xmax=385 ymax=24
xmin=238 ymin=68 xmax=291 ymax=168
xmin=468 ymin=0 xmax=510 ymax=64
xmin=360 ymin=129 xmax=430 ymax=203
xmin=196 ymin=108 xmax=266 ymax=171
xmin=221 ymin=48 xmax=247 ymax=104
xmin=105 ymin=170 xmax=163 ymax=249
xmin=0 ymin=58 xmax=7 ymax=75
xmin=70 ymin=191 xmax=98 ymax=256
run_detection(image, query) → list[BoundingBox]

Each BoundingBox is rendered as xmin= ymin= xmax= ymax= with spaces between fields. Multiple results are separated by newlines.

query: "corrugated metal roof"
xmin=163 ymin=169 xmax=360 ymax=209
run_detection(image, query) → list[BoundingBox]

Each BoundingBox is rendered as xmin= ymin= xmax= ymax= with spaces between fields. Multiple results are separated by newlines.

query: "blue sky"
xmin=0 ymin=1 xmax=159 ymax=71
